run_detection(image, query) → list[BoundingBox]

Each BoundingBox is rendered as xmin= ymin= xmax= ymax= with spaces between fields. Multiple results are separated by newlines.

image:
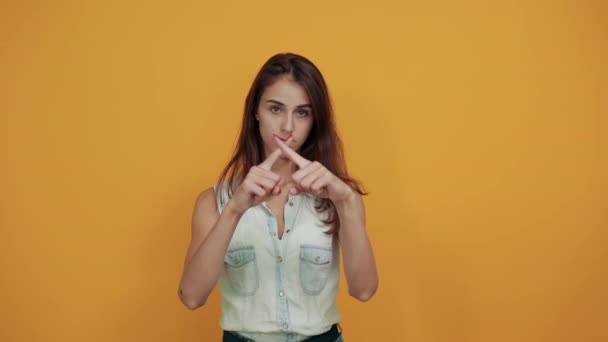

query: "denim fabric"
xmin=214 ymin=183 xmax=341 ymax=341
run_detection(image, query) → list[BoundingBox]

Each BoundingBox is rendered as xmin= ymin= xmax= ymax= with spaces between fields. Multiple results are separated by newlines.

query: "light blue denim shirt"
xmin=213 ymin=184 xmax=341 ymax=342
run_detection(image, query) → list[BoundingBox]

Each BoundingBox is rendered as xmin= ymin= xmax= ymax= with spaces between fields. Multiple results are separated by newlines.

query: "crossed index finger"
xmin=274 ymin=136 xmax=311 ymax=169
xmin=259 ymin=148 xmax=283 ymax=171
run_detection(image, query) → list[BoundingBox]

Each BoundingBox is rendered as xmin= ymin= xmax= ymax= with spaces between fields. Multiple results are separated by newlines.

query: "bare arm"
xmin=335 ymin=191 xmax=379 ymax=301
xmin=178 ymin=149 xmax=285 ymax=310
xmin=177 ymin=187 xmax=244 ymax=310
xmin=271 ymin=135 xmax=379 ymax=302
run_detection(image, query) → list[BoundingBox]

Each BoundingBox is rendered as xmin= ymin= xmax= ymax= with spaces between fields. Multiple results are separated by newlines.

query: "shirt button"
xmin=288 ymin=201 xmax=294 ymax=206
xmin=276 ymin=256 xmax=283 ymax=263
xmin=282 ymin=322 xmax=289 ymax=329
xmin=279 ymin=290 xmax=284 ymax=297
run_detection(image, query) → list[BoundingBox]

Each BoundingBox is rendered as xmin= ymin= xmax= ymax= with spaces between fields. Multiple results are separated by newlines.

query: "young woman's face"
xmin=256 ymin=77 xmax=314 ymax=158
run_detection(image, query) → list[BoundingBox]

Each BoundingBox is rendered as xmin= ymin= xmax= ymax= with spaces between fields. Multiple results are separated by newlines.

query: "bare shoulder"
xmin=183 ymin=186 xmax=219 ymax=266
xmin=195 ymin=186 xmax=217 ymax=208
xmin=193 ymin=186 xmax=219 ymax=222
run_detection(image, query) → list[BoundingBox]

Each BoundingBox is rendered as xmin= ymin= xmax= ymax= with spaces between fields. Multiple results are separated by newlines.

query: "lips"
xmin=274 ymin=134 xmax=292 ymax=142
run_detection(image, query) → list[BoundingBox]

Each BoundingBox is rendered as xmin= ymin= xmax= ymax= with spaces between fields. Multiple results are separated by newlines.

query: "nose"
xmin=281 ymin=112 xmax=294 ymax=133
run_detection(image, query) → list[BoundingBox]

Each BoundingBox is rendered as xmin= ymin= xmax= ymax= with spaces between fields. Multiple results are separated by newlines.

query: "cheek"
xmin=259 ymin=120 xmax=278 ymax=140
xmin=299 ymin=120 xmax=314 ymax=136
xmin=258 ymin=118 xmax=273 ymax=131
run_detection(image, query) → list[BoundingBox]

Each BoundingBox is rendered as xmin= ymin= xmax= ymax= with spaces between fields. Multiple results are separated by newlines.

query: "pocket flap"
xmin=224 ymin=246 xmax=256 ymax=267
xmin=300 ymin=245 xmax=332 ymax=265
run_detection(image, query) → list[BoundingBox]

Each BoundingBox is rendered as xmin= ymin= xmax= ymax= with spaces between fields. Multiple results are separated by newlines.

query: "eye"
xmin=270 ymin=106 xmax=281 ymax=113
xmin=296 ymin=109 xmax=310 ymax=117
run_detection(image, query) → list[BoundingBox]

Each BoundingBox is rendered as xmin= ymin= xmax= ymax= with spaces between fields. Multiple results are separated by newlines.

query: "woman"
xmin=178 ymin=52 xmax=378 ymax=342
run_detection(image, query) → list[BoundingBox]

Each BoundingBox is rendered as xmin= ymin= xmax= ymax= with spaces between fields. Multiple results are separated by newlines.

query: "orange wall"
xmin=1 ymin=1 xmax=606 ymax=341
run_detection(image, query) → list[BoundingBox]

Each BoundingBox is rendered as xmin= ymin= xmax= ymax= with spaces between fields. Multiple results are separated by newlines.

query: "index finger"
xmin=274 ymin=135 xmax=310 ymax=169
xmin=258 ymin=148 xmax=283 ymax=171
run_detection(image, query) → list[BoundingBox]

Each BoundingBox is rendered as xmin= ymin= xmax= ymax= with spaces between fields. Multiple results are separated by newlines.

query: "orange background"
xmin=1 ymin=1 xmax=606 ymax=341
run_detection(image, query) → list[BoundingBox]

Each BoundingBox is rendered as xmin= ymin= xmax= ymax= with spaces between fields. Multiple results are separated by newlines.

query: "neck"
xmin=270 ymin=157 xmax=298 ymax=187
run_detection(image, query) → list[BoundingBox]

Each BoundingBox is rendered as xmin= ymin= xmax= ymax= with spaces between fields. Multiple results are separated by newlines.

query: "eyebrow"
xmin=265 ymin=99 xmax=312 ymax=109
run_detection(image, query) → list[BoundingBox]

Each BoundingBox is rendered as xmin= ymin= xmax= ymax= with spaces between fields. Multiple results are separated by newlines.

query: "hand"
xmin=227 ymin=148 xmax=283 ymax=215
xmin=274 ymin=136 xmax=354 ymax=203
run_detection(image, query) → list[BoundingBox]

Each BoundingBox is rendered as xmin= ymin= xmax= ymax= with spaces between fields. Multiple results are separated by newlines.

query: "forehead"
xmin=260 ymin=77 xmax=310 ymax=105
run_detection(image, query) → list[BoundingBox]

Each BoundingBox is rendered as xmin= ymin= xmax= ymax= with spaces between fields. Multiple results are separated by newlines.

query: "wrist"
xmin=333 ymin=188 xmax=357 ymax=206
xmin=224 ymin=200 xmax=247 ymax=218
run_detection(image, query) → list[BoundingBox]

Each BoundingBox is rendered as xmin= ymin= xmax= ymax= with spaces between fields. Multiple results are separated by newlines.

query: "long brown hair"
xmin=217 ymin=52 xmax=367 ymax=234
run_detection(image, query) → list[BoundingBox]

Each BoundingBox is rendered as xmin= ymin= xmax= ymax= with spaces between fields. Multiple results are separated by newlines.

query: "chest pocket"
xmin=299 ymin=245 xmax=333 ymax=295
xmin=224 ymin=246 xmax=259 ymax=296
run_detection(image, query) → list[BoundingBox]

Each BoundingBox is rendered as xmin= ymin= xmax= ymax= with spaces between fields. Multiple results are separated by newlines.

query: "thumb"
xmin=272 ymin=185 xmax=282 ymax=195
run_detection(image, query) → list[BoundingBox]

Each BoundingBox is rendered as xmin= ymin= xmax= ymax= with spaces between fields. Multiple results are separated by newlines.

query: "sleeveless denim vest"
xmin=213 ymin=183 xmax=341 ymax=342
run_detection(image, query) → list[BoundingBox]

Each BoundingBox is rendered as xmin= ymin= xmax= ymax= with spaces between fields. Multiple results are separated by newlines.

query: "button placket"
xmin=271 ymin=194 xmax=303 ymax=334
xmin=265 ymin=203 xmax=290 ymax=334
xmin=263 ymin=205 xmax=278 ymax=239
xmin=283 ymin=195 xmax=299 ymax=237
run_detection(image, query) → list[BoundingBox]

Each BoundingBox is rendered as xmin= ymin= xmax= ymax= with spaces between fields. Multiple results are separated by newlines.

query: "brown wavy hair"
xmin=217 ymin=52 xmax=367 ymax=234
